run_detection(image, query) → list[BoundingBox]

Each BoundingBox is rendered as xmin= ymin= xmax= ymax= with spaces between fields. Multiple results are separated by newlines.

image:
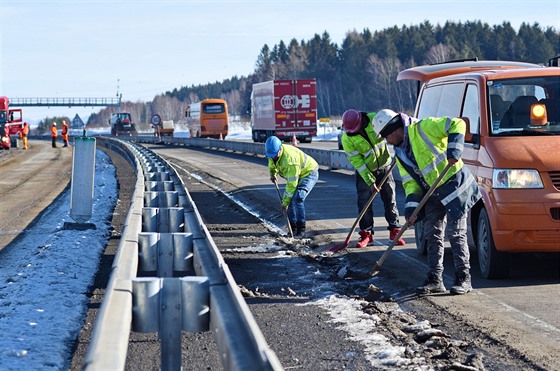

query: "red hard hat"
xmin=342 ymin=109 xmax=362 ymax=134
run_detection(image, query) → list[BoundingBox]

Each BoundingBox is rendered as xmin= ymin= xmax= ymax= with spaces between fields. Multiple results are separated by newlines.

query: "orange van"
xmin=398 ymin=59 xmax=560 ymax=278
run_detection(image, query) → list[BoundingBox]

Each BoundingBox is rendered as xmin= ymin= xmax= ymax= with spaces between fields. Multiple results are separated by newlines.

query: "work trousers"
xmin=355 ymin=167 xmax=400 ymax=232
xmin=51 ymin=137 xmax=57 ymax=148
xmin=287 ymin=169 xmax=319 ymax=225
xmin=423 ymin=196 xmax=470 ymax=276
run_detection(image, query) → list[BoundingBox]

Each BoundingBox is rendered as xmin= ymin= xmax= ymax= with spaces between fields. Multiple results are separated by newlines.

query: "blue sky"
xmin=1 ymin=0 xmax=559 ymax=122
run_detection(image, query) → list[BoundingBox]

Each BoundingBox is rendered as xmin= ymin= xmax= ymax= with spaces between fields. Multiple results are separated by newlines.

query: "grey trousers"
xmin=355 ymin=168 xmax=401 ymax=232
xmin=423 ymin=196 xmax=470 ymax=276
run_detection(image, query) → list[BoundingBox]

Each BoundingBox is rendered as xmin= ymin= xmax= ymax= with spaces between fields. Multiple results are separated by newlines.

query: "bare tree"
xmin=152 ymin=95 xmax=181 ymax=122
xmin=367 ymin=54 xmax=403 ymax=109
xmin=424 ymin=43 xmax=454 ymax=64
xmin=223 ymin=89 xmax=242 ymax=116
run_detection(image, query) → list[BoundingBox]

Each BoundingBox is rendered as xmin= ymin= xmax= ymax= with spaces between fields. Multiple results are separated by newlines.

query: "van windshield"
xmin=488 ymin=76 xmax=560 ymax=135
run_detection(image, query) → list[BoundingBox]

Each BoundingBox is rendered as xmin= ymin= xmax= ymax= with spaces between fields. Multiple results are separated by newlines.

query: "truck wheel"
xmin=414 ymin=220 xmax=428 ymax=255
xmin=477 ymin=208 xmax=510 ymax=279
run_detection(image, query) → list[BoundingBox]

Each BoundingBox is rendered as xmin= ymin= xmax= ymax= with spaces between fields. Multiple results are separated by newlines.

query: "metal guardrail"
xmin=117 ymin=134 xmax=356 ymax=172
xmin=120 ymin=135 xmax=401 ymax=181
xmin=84 ymin=138 xmax=283 ymax=370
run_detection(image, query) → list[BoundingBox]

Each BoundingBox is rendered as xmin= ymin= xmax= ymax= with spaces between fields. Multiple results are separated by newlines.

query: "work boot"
xmin=355 ymin=230 xmax=374 ymax=248
xmin=389 ymin=228 xmax=406 ymax=246
xmin=450 ymin=272 xmax=472 ymax=295
xmin=416 ymin=272 xmax=446 ymax=294
xmin=295 ymin=222 xmax=306 ymax=239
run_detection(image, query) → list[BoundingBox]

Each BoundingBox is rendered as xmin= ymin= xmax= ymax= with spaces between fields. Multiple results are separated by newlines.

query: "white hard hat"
xmin=372 ymin=109 xmax=398 ymax=137
xmin=52 ymin=122 xmax=56 ymax=126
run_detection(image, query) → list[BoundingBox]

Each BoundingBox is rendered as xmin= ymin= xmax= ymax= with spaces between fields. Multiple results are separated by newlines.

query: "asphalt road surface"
xmin=146 ymin=142 xmax=560 ymax=370
xmin=0 ymin=140 xmax=73 ymax=251
xmin=2 ymin=139 xmax=559 ymax=370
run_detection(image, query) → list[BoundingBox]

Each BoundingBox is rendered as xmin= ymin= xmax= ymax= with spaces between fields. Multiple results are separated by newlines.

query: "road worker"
xmin=21 ymin=122 xmax=29 ymax=150
xmin=265 ymin=136 xmax=319 ymax=238
xmin=61 ymin=120 xmax=69 ymax=147
xmin=340 ymin=109 xmax=405 ymax=248
xmin=51 ymin=122 xmax=58 ymax=148
xmin=374 ymin=109 xmax=481 ymax=295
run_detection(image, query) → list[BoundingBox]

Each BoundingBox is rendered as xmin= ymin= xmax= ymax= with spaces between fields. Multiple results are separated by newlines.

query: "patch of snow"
xmin=0 ymin=150 xmax=117 ymax=369
xmin=305 ymin=295 xmax=417 ymax=369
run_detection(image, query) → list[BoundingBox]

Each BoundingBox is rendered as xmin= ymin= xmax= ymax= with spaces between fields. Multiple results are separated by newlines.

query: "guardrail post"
xmin=142 ymin=207 xmax=185 ymax=233
xmin=145 ymin=180 xmax=176 ymax=191
xmin=144 ymin=191 xmax=179 ymax=207
xmin=138 ymin=233 xmax=194 ymax=277
xmin=160 ymin=278 xmax=182 ymax=371
xmin=147 ymin=171 xmax=171 ymax=181
xmin=132 ymin=277 xmax=210 ymax=371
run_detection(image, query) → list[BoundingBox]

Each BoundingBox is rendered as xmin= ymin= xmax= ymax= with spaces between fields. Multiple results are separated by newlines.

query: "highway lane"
xmin=147 ymin=141 xmax=560 ymax=369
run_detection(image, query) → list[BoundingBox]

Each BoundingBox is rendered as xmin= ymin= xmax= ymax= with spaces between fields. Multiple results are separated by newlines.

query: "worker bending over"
xmin=265 ymin=136 xmax=319 ymax=238
xmin=375 ymin=109 xmax=481 ymax=295
xmin=340 ymin=109 xmax=405 ymax=248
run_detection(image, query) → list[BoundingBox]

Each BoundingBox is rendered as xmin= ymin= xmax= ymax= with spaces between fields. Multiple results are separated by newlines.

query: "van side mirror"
xmin=460 ymin=117 xmax=480 ymax=146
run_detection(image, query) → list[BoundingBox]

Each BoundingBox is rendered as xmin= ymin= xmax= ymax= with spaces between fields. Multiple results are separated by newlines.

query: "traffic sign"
xmin=151 ymin=114 xmax=161 ymax=126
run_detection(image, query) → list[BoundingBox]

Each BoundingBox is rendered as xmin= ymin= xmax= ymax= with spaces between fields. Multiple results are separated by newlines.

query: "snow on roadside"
xmin=0 ymin=150 xmax=117 ymax=369
xmin=306 ymin=295 xmax=422 ymax=369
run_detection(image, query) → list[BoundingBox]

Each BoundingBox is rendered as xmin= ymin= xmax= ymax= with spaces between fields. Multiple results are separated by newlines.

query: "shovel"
xmin=327 ymin=160 xmax=397 ymax=253
xmin=274 ymin=179 xmax=294 ymax=238
xmin=345 ymin=163 xmax=453 ymax=280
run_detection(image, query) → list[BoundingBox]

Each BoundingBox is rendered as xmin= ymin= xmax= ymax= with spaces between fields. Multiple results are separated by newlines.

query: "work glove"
xmin=270 ymin=175 xmax=277 ymax=183
xmin=281 ymin=205 xmax=288 ymax=213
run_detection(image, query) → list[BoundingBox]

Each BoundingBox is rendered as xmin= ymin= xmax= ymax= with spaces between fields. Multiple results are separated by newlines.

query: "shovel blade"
xmin=343 ymin=262 xmax=381 ymax=280
xmin=326 ymin=235 xmax=352 ymax=253
xmin=326 ymin=242 xmax=348 ymax=253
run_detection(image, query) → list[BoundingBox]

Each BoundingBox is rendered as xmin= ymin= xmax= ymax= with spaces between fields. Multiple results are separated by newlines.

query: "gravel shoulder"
xmin=0 ymin=140 xmax=73 ymax=250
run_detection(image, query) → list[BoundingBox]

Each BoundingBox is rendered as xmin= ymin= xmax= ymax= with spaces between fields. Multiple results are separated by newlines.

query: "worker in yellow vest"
xmin=375 ymin=109 xmax=481 ymax=295
xmin=265 ymin=136 xmax=319 ymax=238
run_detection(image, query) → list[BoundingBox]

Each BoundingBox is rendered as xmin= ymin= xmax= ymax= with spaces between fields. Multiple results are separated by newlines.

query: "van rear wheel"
xmin=477 ymin=208 xmax=510 ymax=279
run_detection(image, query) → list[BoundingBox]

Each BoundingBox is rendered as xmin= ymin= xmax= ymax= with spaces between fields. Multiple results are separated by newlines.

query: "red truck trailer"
xmin=250 ymin=79 xmax=317 ymax=143
xmin=0 ymin=96 xmax=24 ymax=149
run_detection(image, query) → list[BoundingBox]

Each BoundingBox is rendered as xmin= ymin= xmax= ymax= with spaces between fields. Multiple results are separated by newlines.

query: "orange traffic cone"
xmin=219 ymin=133 xmax=223 ymax=140
xmin=291 ymin=133 xmax=298 ymax=146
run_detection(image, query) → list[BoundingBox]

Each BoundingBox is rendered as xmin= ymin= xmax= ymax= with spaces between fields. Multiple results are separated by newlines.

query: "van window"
xmin=462 ymin=84 xmax=480 ymax=134
xmin=417 ymin=82 xmax=463 ymax=119
xmin=489 ymin=76 xmax=558 ymax=133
